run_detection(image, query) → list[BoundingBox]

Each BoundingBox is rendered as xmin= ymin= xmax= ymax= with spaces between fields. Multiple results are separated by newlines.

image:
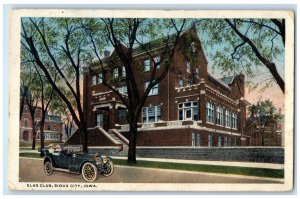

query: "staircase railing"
xmin=110 ymin=129 xmax=129 ymax=145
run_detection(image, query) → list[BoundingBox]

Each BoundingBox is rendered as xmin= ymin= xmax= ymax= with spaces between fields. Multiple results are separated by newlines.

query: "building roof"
xmin=207 ymin=73 xmax=232 ymax=90
xmin=20 ymin=85 xmax=32 ymax=101
xmin=45 ymin=115 xmax=62 ymax=123
xmin=91 ymin=27 xmax=193 ymax=68
xmin=218 ymin=76 xmax=234 ymax=85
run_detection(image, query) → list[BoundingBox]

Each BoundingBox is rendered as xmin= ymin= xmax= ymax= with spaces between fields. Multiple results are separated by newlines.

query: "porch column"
xmin=109 ymin=104 xmax=116 ymax=129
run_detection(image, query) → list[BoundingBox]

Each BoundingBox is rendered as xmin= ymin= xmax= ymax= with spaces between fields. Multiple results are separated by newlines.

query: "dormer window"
xmin=191 ymin=42 xmax=196 ymax=52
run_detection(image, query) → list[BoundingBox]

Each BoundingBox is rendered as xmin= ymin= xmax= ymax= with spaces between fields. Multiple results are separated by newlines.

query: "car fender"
xmin=43 ymin=156 xmax=53 ymax=165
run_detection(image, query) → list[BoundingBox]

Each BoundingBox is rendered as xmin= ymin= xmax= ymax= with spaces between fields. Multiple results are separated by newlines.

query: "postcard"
xmin=8 ymin=9 xmax=294 ymax=191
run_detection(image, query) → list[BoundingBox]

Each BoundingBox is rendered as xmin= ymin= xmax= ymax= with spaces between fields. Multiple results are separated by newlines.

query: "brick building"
xmin=66 ymin=26 xmax=251 ymax=148
xmin=20 ymin=87 xmax=63 ymax=142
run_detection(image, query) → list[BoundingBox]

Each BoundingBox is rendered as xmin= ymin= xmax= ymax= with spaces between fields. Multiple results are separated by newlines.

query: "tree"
xmin=21 ymin=18 xmax=95 ymax=153
xmin=82 ymin=18 xmax=187 ymax=163
xmin=50 ymin=89 xmax=76 ymax=139
xmin=247 ymin=99 xmax=282 ymax=146
xmin=197 ymin=19 xmax=285 ymax=93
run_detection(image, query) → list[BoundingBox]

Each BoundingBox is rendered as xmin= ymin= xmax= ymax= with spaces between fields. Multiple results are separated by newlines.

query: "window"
xmin=208 ymin=134 xmax=213 ymax=147
xmin=206 ymin=102 xmax=214 ymax=123
xmin=117 ymin=109 xmax=127 ymax=125
xmin=145 ymin=81 xmax=159 ymax=96
xmin=154 ymin=56 xmax=160 ymax=69
xmin=92 ymin=75 xmax=97 ymax=85
xmin=96 ymin=113 xmax=104 ymax=127
xmin=47 ymin=125 xmax=51 ymax=130
xmin=113 ymin=68 xmax=119 ymax=79
xmin=225 ymin=110 xmax=231 ymax=128
xmin=186 ymin=61 xmax=191 ymax=73
xmin=144 ymin=59 xmax=150 ymax=72
xmin=179 ymin=78 xmax=184 ymax=87
xmin=196 ymin=133 xmax=202 ymax=146
xmin=195 ymin=67 xmax=200 ymax=78
xmin=117 ymin=86 xmax=127 ymax=94
xmin=142 ymin=106 xmax=161 ymax=123
xmin=233 ymin=137 xmax=237 ymax=146
xmin=178 ymin=101 xmax=198 ymax=121
xmin=224 ymin=137 xmax=228 ymax=146
xmin=53 ymin=125 xmax=57 ymax=131
xmin=192 ymin=132 xmax=196 ymax=147
xmin=24 ymin=119 xmax=28 ymax=127
xmin=122 ymin=66 xmax=126 ymax=77
xmin=228 ymin=137 xmax=232 ymax=146
xmin=232 ymin=112 xmax=238 ymax=129
xmin=216 ymin=106 xmax=224 ymax=126
xmin=24 ymin=106 xmax=28 ymax=112
xmin=218 ymin=136 xmax=222 ymax=147
xmin=98 ymin=73 xmax=103 ymax=84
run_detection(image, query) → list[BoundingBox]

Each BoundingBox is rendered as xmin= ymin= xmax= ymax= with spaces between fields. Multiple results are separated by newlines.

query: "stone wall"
xmin=88 ymin=146 xmax=284 ymax=164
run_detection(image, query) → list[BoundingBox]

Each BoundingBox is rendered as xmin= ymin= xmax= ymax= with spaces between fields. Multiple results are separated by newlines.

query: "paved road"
xmin=19 ymin=158 xmax=283 ymax=184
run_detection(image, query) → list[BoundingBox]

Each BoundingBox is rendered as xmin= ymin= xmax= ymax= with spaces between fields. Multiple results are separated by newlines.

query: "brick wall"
xmin=88 ymin=147 xmax=284 ymax=164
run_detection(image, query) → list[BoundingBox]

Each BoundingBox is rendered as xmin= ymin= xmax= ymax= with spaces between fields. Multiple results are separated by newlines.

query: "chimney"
xmin=104 ymin=50 xmax=111 ymax=58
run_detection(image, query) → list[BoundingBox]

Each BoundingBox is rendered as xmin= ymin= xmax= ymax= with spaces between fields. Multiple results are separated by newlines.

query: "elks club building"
xmin=66 ymin=27 xmax=252 ymax=148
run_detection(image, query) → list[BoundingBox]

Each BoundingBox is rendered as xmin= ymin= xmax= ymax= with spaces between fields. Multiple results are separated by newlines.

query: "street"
xmin=19 ymin=158 xmax=283 ymax=184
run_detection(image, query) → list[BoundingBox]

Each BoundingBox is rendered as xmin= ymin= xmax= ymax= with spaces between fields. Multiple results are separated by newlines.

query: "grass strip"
xmin=19 ymin=153 xmax=284 ymax=178
xmin=113 ymin=159 xmax=284 ymax=179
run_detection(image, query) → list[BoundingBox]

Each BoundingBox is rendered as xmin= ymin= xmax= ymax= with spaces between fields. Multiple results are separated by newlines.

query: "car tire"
xmin=44 ymin=161 xmax=53 ymax=176
xmin=102 ymin=159 xmax=114 ymax=177
xmin=81 ymin=162 xmax=98 ymax=182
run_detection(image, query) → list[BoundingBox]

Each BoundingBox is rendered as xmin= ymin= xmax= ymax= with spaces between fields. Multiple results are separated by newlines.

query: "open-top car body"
xmin=43 ymin=147 xmax=114 ymax=182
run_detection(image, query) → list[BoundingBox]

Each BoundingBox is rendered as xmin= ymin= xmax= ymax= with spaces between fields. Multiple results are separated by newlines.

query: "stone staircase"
xmin=108 ymin=129 xmax=129 ymax=156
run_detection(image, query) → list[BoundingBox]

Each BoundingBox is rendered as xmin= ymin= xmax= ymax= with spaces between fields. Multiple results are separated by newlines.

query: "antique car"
xmin=43 ymin=146 xmax=114 ymax=182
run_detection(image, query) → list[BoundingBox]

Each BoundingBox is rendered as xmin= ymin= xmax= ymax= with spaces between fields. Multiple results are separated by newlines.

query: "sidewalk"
xmin=19 ymin=149 xmax=284 ymax=170
xmin=111 ymin=156 xmax=284 ymax=170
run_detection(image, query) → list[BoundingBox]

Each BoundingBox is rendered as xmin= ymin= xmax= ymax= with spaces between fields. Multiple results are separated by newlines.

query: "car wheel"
xmin=82 ymin=162 xmax=98 ymax=182
xmin=44 ymin=161 xmax=53 ymax=176
xmin=102 ymin=159 xmax=114 ymax=177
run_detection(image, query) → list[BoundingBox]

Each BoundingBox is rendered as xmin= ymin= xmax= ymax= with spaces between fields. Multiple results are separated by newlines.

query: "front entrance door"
xmin=96 ymin=110 xmax=109 ymax=131
xmin=23 ymin=131 xmax=29 ymax=141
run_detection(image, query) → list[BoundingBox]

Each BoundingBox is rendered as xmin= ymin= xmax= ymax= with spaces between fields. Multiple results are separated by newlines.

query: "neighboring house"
xmin=244 ymin=115 xmax=284 ymax=147
xmin=19 ymin=87 xmax=63 ymax=142
xmin=66 ymin=26 xmax=251 ymax=147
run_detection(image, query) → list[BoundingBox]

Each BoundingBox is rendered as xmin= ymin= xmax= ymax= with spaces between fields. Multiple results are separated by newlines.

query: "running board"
xmin=53 ymin=167 xmax=79 ymax=174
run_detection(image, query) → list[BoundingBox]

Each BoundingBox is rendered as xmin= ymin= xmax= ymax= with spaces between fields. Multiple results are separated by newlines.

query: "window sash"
xmin=122 ymin=66 xmax=126 ymax=77
xmin=186 ymin=61 xmax=191 ymax=73
xmin=98 ymin=73 xmax=103 ymax=83
xmin=92 ymin=75 xmax=97 ymax=85
xmin=142 ymin=106 xmax=161 ymax=123
xmin=113 ymin=68 xmax=119 ymax=78
xmin=178 ymin=101 xmax=198 ymax=121
xmin=144 ymin=59 xmax=150 ymax=72
xmin=154 ymin=56 xmax=160 ymax=69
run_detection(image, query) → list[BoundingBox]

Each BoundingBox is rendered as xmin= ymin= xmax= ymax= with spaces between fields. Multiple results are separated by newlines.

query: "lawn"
xmin=19 ymin=152 xmax=284 ymax=179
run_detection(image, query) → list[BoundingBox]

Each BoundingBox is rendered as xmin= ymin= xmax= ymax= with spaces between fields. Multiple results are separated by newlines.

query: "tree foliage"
xmin=196 ymin=19 xmax=285 ymax=93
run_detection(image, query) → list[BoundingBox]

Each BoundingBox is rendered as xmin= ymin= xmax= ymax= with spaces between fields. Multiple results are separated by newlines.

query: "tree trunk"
xmin=127 ymin=122 xmax=138 ymax=164
xmin=40 ymin=123 xmax=45 ymax=156
xmin=31 ymin=129 xmax=36 ymax=150
xmin=80 ymin=123 xmax=88 ymax=153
